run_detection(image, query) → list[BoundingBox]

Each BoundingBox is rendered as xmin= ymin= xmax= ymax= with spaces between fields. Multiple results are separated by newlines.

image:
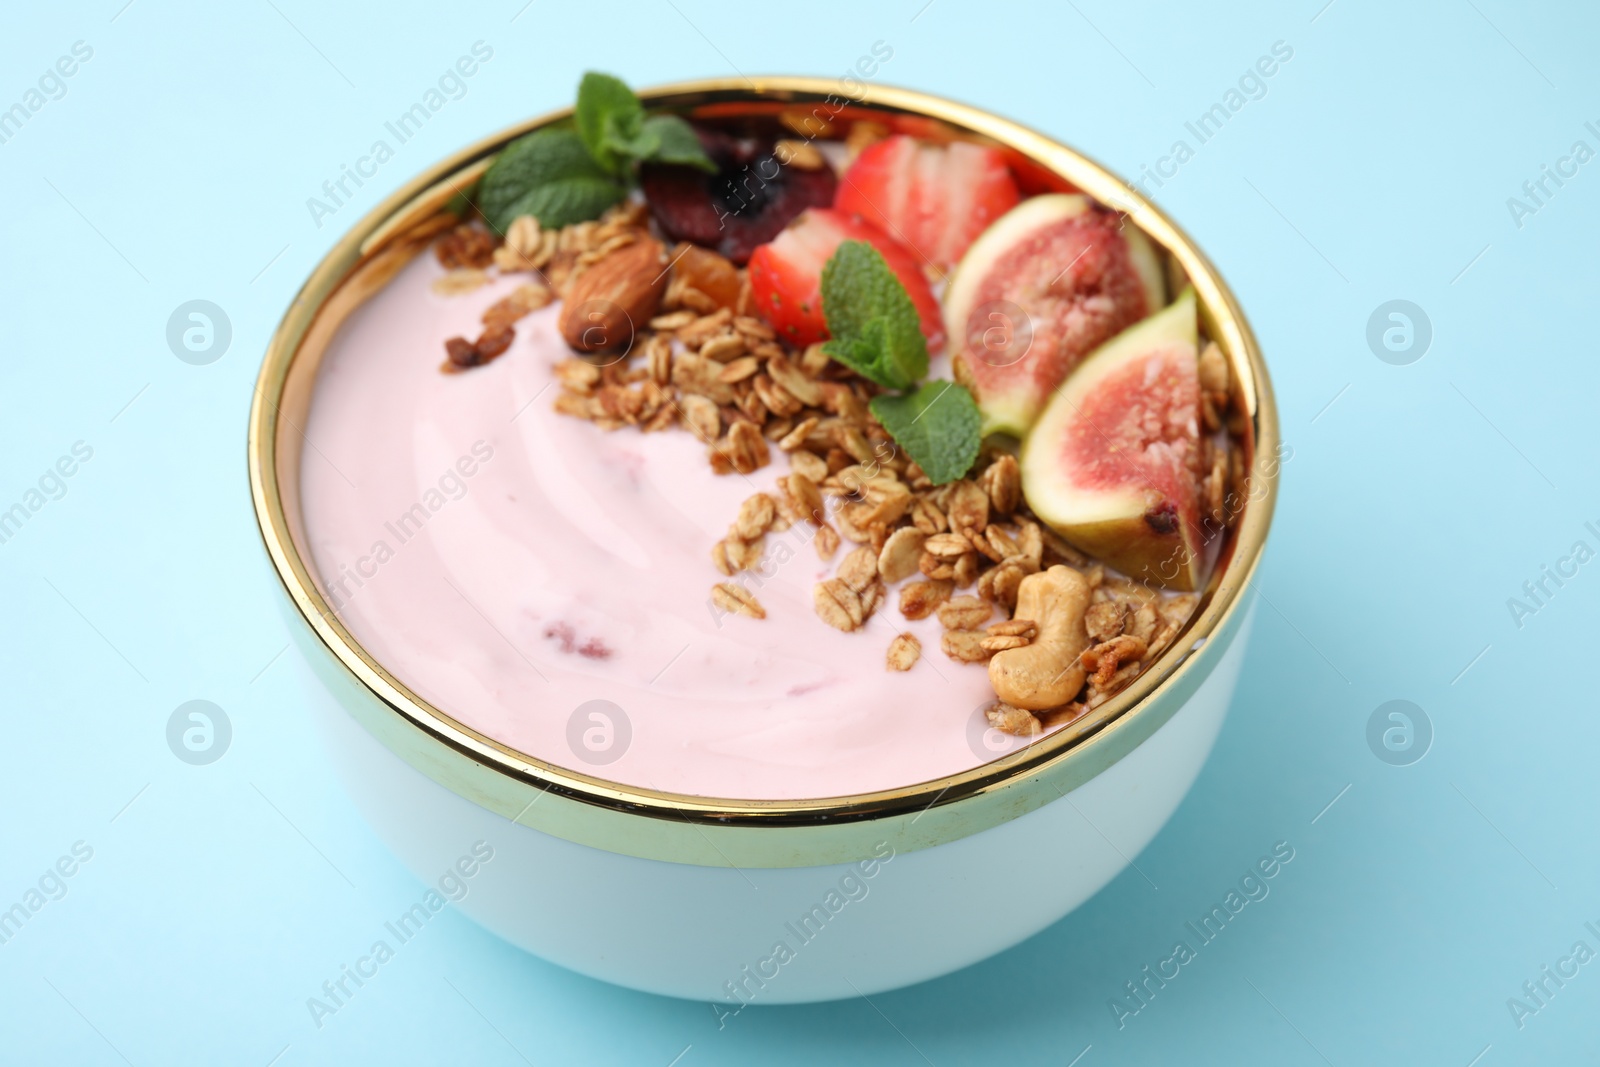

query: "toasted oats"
xmin=754 ymin=374 xmax=803 ymax=418
xmin=981 ymin=634 xmax=1030 ymax=652
xmin=735 ymin=493 xmax=777 ymax=540
xmin=834 ymin=504 xmax=879 ymax=546
xmin=651 ymin=309 xmax=697 ymax=331
xmin=859 ymin=579 xmax=886 ymax=618
xmin=877 ymin=527 xmax=927 ymax=583
xmin=1016 ymin=521 xmax=1044 ymax=569
xmin=972 ymin=527 xmax=1006 ymax=563
xmin=800 ymin=342 xmax=832 ymax=377
xmin=924 ymin=532 xmax=971 ymax=559
xmin=718 ymin=421 xmax=770 ymax=474
xmin=837 ymin=545 xmax=879 ymax=593
xmin=701 ymin=332 xmax=747 ymax=363
xmin=1198 ymin=341 xmax=1229 ymax=394
xmin=980 ymin=454 xmax=1022 ymax=515
xmin=1084 ymin=564 xmax=1105 ymax=589
xmin=941 ymin=629 xmax=991 ymax=663
xmin=507 ymin=214 xmax=542 ymax=251
xmin=493 ymin=216 xmax=544 ymax=271
xmin=834 ymin=425 xmax=876 ymax=466
xmin=712 ymin=582 xmax=765 ymax=619
xmin=987 ymin=618 xmax=1037 ymax=639
xmin=1205 ymin=452 xmax=1226 ymax=525
xmin=985 ymin=701 xmax=1042 ymax=736
xmin=432 ymin=268 xmax=489 ymax=296
xmin=1085 ymin=601 xmax=1128 ymax=643
xmin=718 ymin=356 xmax=761 ymax=383
xmin=641 ymin=405 xmax=675 ymax=432
xmin=644 ymin=334 xmax=672 ymax=385
xmin=989 ymin=560 xmax=1029 ymax=611
xmin=1162 ymin=593 xmax=1199 ymax=626
xmin=1090 ymin=661 xmax=1144 ymax=701
xmin=724 ymin=534 xmax=764 ymax=572
xmin=899 ymin=579 xmax=953 ymax=620
xmin=886 ymin=632 xmax=921 ymax=671
xmin=910 ymin=497 xmax=947 ymax=535
xmin=775 ymin=138 xmax=827 ymax=170
xmin=814 ymin=578 xmax=864 ymax=631
xmin=1128 ymin=602 xmax=1160 ymax=643
xmin=786 ymin=472 xmax=826 ymax=524
xmin=672 ymin=352 xmax=737 ymax=405
xmin=814 ymin=523 xmax=841 ymax=561
xmin=919 ymin=550 xmax=956 ymax=581
xmin=482 ymin=282 xmax=554 ymax=330
xmin=678 ymin=307 xmax=735 ymax=347
xmin=946 ymin=479 xmax=990 ymax=535
xmin=956 ymin=553 xmax=982 ymax=590
xmin=938 ymin=595 xmax=992 ymax=631
xmin=553 ymin=391 xmax=597 ymax=419
xmin=1080 ymin=635 xmax=1149 ymax=687
xmin=732 ymin=315 xmax=775 ymax=340
xmin=788 ymin=450 xmax=828 ymax=485
xmin=555 ymin=359 xmax=602 ymax=393
xmin=763 ymin=352 xmax=824 ymax=407
xmin=778 ymin=416 xmax=820 ymax=452
xmin=733 ymin=381 xmax=768 ymax=423
xmin=678 ymin=394 xmax=721 ymax=443
xmin=710 ymin=539 xmax=733 ymax=576
xmin=678 ymin=286 xmax=719 ymax=314
xmin=984 ymin=524 xmax=1021 ymax=562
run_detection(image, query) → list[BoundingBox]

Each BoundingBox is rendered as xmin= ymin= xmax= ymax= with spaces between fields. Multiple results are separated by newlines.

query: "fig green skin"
xmin=1020 ymin=289 xmax=1205 ymax=591
xmin=945 ymin=194 xmax=1167 ymax=439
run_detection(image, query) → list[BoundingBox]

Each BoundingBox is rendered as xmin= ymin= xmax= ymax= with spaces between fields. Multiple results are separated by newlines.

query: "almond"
xmin=559 ymin=237 xmax=668 ymax=353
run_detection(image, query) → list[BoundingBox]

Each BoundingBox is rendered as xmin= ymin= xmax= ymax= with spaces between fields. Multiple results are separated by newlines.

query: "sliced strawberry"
xmin=834 ymin=135 xmax=1022 ymax=273
xmin=747 ymin=207 xmax=944 ymax=349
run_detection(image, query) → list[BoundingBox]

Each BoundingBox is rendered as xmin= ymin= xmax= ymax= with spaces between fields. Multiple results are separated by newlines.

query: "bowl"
xmin=248 ymin=76 xmax=1279 ymax=1005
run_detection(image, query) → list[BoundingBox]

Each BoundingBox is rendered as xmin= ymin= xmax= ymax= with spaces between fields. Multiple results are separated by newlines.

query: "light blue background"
xmin=2 ymin=0 xmax=1596 ymax=1063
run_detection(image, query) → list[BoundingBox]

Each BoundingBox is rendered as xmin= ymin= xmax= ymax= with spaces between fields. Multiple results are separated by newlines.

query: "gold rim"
xmin=248 ymin=77 xmax=1279 ymax=868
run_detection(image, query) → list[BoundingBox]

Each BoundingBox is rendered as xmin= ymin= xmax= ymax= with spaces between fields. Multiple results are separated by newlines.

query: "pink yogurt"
xmin=300 ymin=251 xmax=1004 ymax=800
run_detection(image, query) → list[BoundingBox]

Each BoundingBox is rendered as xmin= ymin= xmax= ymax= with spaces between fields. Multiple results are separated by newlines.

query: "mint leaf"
xmin=477 ymin=128 xmax=625 ymax=231
xmin=819 ymin=240 xmax=929 ymax=391
xmin=576 ymin=72 xmax=645 ymax=176
xmin=638 ymin=113 xmax=716 ymax=170
xmin=502 ymin=177 xmax=626 ymax=230
xmin=870 ymin=381 xmax=982 ymax=486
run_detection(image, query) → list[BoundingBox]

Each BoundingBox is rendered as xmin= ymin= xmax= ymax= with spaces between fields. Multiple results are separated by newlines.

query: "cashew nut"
xmin=987 ymin=565 xmax=1091 ymax=711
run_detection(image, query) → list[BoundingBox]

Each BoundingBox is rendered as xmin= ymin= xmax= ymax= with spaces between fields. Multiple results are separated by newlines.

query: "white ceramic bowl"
xmin=250 ymin=78 xmax=1279 ymax=1004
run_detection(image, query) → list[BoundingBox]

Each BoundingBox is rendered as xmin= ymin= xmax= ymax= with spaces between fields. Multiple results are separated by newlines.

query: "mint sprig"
xmin=819 ymin=240 xmax=979 ymax=484
xmin=477 ymin=129 xmax=625 ymax=231
xmin=870 ymin=381 xmax=982 ymax=486
xmin=476 ymin=71 xmax=713 ymax=232
xmin=819 ymin=240 xmax=929 ymax=391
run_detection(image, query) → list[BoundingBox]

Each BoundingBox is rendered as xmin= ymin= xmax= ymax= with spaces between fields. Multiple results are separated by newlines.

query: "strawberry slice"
xmin=834 ymin=135 xmax=1022 ymax=273
xmin=747 ymin=208 xmax=944 ymax=349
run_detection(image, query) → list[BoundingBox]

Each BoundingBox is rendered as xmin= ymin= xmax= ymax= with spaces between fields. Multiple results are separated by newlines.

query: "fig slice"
xmin=946 ymin=194 xmax=1166 ymax=438
xmin=1020 ymin=288 xmax=1205 ymax=591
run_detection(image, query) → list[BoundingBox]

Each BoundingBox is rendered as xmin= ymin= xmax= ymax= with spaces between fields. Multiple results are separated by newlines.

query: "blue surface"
xmin=2 ymin=1 xmax=1596 ymax=1063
